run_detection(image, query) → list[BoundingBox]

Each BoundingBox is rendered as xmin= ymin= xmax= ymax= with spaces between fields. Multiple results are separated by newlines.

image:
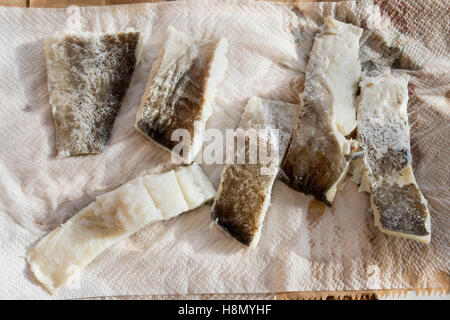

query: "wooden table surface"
xmin=2 ymin=0 xmax=436 ymax=300
xmin=1 ymin=0 xmax=336 ymax=7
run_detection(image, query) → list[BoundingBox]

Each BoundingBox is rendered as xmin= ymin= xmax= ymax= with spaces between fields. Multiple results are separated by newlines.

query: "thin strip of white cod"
xmin=46 ymin=30 xmax=143 ymax=157
xmin=280 ymin=17 xmax=362 ymax=205
xmin=211 ymin=96 xmax=299 ymax=247
xmin=27 ymin=164 xmax=215 ymax=294
xmin=356 ymin=71 xmax=431 ymax=243
xmin=136 ymin=27 xmax=229 ymax=163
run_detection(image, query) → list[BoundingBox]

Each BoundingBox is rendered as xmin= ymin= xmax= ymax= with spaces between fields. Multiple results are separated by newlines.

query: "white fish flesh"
xmin=27 ymin=164 xmax=215 ymax=294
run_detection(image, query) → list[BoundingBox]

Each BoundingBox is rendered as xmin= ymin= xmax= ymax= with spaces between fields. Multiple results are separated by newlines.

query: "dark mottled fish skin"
xmin=357 ymin=71 xmax=430 ymax=241
xmin=211 ymin=97 xmax=299 ymax=247
xmin=136 ymin=27 xmax=228 ymax=163
xmin=358 ymin=111 xmax=412 ymax=178
xmin=372 ymin=183 xmax=428 ymax=236
xmin=46 ymin=31 xmax=141 ymax=157
xmin=136 ymin=46 xmax=207 ymax=154
xmin=280 ymin=102 xmax=347 ymax=206
xmin=212 ymin=164 xmax=275 ymax=246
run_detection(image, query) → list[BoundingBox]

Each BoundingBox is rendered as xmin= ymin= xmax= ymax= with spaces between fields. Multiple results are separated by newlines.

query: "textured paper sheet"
xmin=0 ymin=0 xmax=448 ymax=299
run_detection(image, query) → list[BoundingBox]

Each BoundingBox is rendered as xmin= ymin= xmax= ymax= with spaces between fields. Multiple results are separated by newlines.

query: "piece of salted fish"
xmin=46 ymin=30 xmax=143 ymax=157
xmin=136 ymin=27 xmax=229 ymax=163
xmin=356 ymin=71 xmax=431 ymax=243
xmin=27 ymin=163 xmax=215 ymax=294
xmin=211 ymin=96 xmax=299 ymax=247
xmin=280 ymin=17 xmax=362 ymax=206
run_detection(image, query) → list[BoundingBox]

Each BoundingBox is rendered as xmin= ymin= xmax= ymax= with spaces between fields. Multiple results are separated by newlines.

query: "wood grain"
xmin=27 ymin=0 xmax=325 ymax=8
xmin=29 ymin=0 xmax=169 ymax=8
xmin=0 ymin=0 xmax=27 ymax=7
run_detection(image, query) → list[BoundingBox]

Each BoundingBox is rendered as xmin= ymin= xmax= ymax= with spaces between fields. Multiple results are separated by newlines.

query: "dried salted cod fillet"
xmin=280 ymin=17 xmax=362 ymax=205
xmin=175 ymin=164 xmax=216 ymax=210
xmin=136 ymin=27 xmax=229 ymax=163
xmin=27 ymin=163 xmax=215 ymax=294
xmin=357 ymin=71 xmax=431 ymax=243
xmin=46 ymin=30 xmax=143 ymax=157
xmin=211 ymin=96 xmax=299 ymax=247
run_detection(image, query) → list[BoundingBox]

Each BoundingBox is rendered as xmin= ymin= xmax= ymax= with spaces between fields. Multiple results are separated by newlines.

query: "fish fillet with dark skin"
xmin=356 ymin=71 xmax=431 ymax=243
xmin=45 ymin=30 xmax=143 ymax=157
xmin=211 ymin=97 xmax=299 ymax=247
xmin=135 ymin=27 xmax=228 ymax=163
xmin=280 ymin=17 xmax=362 ymax=206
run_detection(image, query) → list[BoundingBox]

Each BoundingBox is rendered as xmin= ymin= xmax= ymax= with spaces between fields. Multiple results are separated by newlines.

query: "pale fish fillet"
xmin=357 ymin=71 xmax=431 ymax=243
xmin=211 ymin=96 xmax=299 ymax=247
xmin=136 ymin=27 xmax=229 ymax=163
xmin=280 ymin=17 xmax=362 ymax=205
xmin=46 ymin=30 xmax=143 ymax=157
xmin=27 ymin=164 xmax=215 ymax=294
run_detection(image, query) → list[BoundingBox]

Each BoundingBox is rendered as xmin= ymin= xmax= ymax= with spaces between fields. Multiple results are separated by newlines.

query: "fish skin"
xmin=212 ymin=164 xmax=276 ymax=246
xmin=46 ymin=31 xmax=142 ymax=157
xmin=280 ymin=99 xmax=348 ymax=206
xmin=280 ymin=17 xmax=362 ymax=206
xmin=211 ymin=97 xmax=299 ymax=247
xmin=136 ymin=27 xmax=228 ymax=163
xmin=372 ymin=182 xmax=429 ymax=236
xmin=357 ymin=71 xmax=430 ymax=242
xmin=136 ymin=42 xmax=204 ymax=152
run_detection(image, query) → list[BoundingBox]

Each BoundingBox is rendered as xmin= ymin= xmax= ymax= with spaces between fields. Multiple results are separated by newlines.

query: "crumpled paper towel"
xmin=0 ymin=0 xmax=448 ymax=299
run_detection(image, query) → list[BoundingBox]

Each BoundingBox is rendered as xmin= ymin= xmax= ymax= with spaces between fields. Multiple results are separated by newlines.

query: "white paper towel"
xmin=0 ymin=0 xmax=448 ymax=299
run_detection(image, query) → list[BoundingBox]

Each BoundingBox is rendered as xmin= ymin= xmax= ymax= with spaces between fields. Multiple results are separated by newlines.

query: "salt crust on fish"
xmin=356 ymin=71 xmax=431 ymax=243
xmin=136 ymin=27 xmax=229 ymax=163
xmin=46 ymin=30 xmax=143 ymax=157
xmin=280 ymin=17 xmax=362 ymax=205
xmin=27 ymin=164 xmax=215 ymax=294
xmin=211 ymin=96 xmax=298 ymax=247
